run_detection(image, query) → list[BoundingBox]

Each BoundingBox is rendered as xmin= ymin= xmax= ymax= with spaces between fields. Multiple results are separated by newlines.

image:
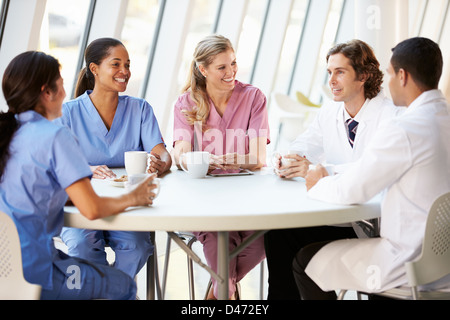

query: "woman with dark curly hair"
xmin=266 ymin=39 xmax=405 ymax=300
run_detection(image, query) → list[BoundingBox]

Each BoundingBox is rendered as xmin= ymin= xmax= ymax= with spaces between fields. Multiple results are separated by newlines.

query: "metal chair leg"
xmin=186 ymin=236 xmax=197 ymax=300
xmin=161 ymin=234 xmax=172 ymax=299
xmin=163 ymin=231 xmax=267 ymax=300
xmin=146 ymin=232 xmax=162 ymax=300
xmin=259 ymin=260 xmax=265 ymax=300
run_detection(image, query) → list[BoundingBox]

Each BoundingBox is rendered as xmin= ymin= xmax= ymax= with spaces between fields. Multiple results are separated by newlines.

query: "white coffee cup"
xmin=125 ymin=151 xmax=149 ymax=175
xmin=125 ymin=173 xmax=161 ymax=199
xmin=179 ymin=151 xmax=210 ymax=178
xmin=271 ymin=150 xmax=304 ymax=169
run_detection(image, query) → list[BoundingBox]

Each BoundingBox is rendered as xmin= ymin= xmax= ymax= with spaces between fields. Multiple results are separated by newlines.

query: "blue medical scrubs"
xmin=0 ymin=111 xmax=136 ymax=299
xmin=54 ymin=91 xmax=163 ymax=278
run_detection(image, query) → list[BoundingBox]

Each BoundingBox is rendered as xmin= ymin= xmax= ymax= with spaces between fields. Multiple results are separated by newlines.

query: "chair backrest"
xmin=0 ymin=211 xmax=41 ymax=300
xmin=405 ymin=192 xmax=450 ymax=287
xmin=296 ymin=91 xmax=320 ymax=108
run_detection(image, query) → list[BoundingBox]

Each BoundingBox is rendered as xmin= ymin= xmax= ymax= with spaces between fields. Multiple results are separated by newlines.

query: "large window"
xmin=177 ymin=0 xmax=220 ymax=92
xmin=236 ymin=0 xmax=269 ymax=84
xmin=39 ymin=0 xmax=91 ymax=100
xmin=309 ymin=0 xmax=344 ymax=103
xmin=121 ymin=0 xmax=161 ymax=98
xmin=272 ymin=0 xmax=309 ymax=95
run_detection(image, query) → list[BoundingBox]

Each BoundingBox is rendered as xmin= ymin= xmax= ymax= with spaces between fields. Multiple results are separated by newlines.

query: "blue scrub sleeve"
xmin=51 ymin=127 xmax=93 ymax=189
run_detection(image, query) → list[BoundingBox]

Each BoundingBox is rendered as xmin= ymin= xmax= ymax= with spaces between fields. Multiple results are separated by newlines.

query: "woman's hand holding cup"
xmin=125 ymin=173 xmax=161 ymax=206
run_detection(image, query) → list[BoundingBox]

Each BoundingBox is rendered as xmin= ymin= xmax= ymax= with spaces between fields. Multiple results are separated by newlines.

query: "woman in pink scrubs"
xmin=173 ymin=35 xmax=270 ymax=299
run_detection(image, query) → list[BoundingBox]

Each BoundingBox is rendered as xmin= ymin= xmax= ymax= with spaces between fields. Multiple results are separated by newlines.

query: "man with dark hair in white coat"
xmin=294 ymin=37 xmax=450 ymax=299
xmin=265 ymin=39 xmax=403 ymax=300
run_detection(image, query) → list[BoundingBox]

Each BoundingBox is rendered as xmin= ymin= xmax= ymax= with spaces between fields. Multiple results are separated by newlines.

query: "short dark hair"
xmin=327 ymin=39 xmax=383 ymax=100
xmin=390 ymin=37 xmax=443 ymax=90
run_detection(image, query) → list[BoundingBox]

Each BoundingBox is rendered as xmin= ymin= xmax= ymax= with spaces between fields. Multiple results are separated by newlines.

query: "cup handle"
xmin=271 ymin=151 xmax=281 ymax=168
xmin=148 ymin=153 xmax=159 ymax=173
xmin=152 ymin=178 xmax=161 ymax=198
xmin=179 ymin=153 xmax=188 ymax=172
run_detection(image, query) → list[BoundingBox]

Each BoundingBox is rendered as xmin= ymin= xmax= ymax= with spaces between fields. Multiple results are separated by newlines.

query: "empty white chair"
xmin=271 ymin=92 xmax=319 ymax=150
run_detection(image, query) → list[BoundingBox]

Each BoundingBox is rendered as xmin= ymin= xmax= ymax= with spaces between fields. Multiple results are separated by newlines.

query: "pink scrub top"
xmin=173 ymin=80 xmax=270 ymax=155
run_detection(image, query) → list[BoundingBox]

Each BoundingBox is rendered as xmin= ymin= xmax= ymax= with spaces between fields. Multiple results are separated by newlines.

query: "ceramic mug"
xmin=125 ymin=173 xmax=161 ymax=199
xmin=125 ymin=151 xmax=149 ymax=175
xmin=179 ymin=151 xmax=211 ymax=178
xmin=271 ymin=150 xmax=304 ymax=170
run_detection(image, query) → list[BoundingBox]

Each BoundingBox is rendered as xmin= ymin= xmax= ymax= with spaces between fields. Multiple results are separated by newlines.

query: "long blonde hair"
xmin=182 ymin=34 xmax=234 ymax=127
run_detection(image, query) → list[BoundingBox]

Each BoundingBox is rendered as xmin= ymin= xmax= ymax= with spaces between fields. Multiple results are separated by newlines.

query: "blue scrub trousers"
xmin=60 ymin=228 xmax=153 ymax=278
xmin=40 ymin=251 xmax=136 ymax=300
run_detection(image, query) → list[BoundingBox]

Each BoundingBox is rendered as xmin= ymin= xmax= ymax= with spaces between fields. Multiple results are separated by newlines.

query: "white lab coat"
xmin=306 ymin=90 xmax=450 ymax=293
xmin=290 ymin=91 xmax=403 ymax=173
xmin=290 ymin=91 xmax=403 ymax=236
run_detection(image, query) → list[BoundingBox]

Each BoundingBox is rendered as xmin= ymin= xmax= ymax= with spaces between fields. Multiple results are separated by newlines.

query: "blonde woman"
xmin=173 ymin=35 xmax=270 ymax=299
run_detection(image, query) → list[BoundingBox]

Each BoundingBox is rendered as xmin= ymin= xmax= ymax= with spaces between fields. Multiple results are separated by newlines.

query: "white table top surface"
xmin=64 ymin=167 xmax=381 ymax=232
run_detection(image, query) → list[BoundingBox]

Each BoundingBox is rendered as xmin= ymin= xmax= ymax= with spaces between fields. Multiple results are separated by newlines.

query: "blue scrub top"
xmin=54 ymin=91 xmax=164 ymax=167
xmin=0 ymin=111 xmax=92 ymax=290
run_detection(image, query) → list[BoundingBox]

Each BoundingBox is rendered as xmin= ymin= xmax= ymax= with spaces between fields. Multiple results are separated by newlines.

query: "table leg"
xmin=146 ymin=231 xmax=162 ymax=300
xmin=217 ymin=231 xmax=229 ymax=300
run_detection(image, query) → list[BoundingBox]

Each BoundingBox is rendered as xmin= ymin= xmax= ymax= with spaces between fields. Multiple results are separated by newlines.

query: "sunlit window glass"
xmin=177 ymin=0 xmax=219 ymax=91
xmin=236 ymin=0 xmax=268 ymax=84
xmin=309 ymin=0 xmax=344 ymax=103
xmin=121 ymin=0 xmax=160 ymax=97
xmin=39 ymin=0 xmax=90 ymax=100
xmin=273 ymin=0 xmax=308 ymax=94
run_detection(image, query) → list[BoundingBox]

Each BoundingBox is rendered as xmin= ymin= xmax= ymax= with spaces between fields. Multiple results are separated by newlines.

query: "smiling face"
xmin=200 ymin=48 xmax=238 ymax=93
xmin=327 ymin=53 xmax=366 ymax=106
xmin=90 ymin=45 xmax=131 ymax=93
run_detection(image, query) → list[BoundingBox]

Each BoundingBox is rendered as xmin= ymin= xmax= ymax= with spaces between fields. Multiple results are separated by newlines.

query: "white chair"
xmin=271 ymin=92 xmax=319 ymax=150
xmin=339 ymin=192 xmax=450 ymax=300
xmin=295 ymin=91 xmax=321 ymax=108
xmin=0 ymin=211 xmax=42 ymax=300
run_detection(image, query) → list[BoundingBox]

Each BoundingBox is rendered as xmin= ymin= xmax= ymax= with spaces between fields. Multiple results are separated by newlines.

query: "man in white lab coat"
xmin=265 ymin=40 xmax=402 ymax=300
xmin=294 ymin=37 xmax=450 ymax=299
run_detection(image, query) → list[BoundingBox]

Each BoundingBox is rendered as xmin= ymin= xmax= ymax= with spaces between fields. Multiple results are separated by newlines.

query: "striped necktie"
xmin=346 ymin=119 xmax=359 ymax=148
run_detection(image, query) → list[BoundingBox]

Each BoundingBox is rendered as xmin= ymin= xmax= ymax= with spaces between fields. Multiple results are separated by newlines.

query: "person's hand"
xmin=90 ymin=165 xmax=116 ymax=179
xmin=277 ymin=154 xmax=311 ymax=179
xmin=209 ymin=153 xmax=241 ymax=171
xmin=305 ymin=164 xmax=328 ymax=191
xmin=148 ymin=153 xmax=166 ymax=176
xmin=129 ymin=174 xmax=160 ymax=206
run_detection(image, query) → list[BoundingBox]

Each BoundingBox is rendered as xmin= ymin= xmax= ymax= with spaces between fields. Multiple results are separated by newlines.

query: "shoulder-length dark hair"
xmin=327 ymin=39 xmax=383 ymax=100
xmin=74 ymin=37 xmax=125 ymax=98
xmin=0 ymin=51 xmax=61 ymax=181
